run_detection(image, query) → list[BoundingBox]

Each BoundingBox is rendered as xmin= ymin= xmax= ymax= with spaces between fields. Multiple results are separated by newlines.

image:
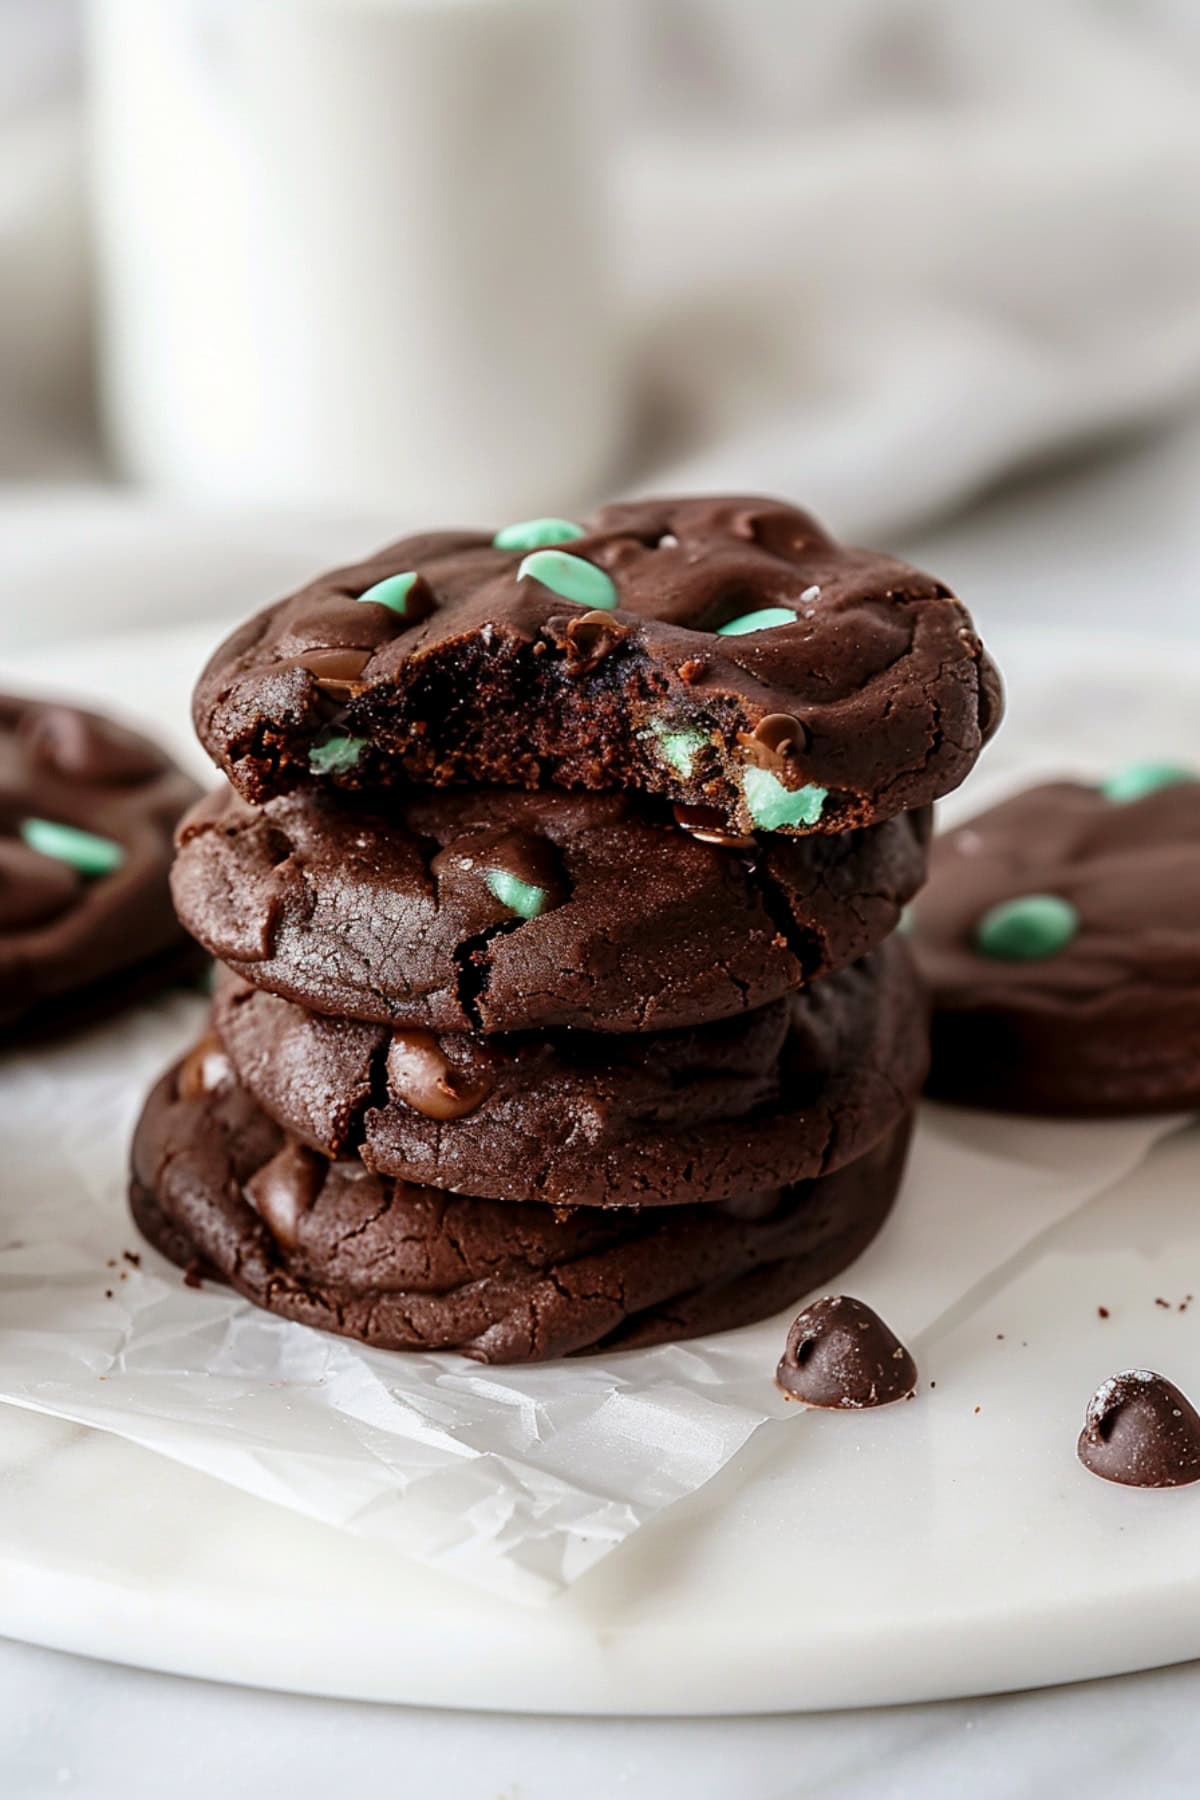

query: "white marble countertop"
xmin=6 ymin=1633 xmax=1200 ymax=1800
xmin=5 ymin=415 xmax=1200 ymax=1795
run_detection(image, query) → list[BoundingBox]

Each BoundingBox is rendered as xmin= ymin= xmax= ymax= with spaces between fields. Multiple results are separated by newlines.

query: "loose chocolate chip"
xmin=974 ymin=893 xmax=1078 ymax=960
xmin=21 ymin=705 xmax=164 ymax=784
xmin=177 ymin=1032 xmax=234 ymax=1101
xmin=671 ymin=803 xmax=755 ymax=851
xmin=285 ymin=647 xmax=372 ymax=699
xmin=559 ymin=608 xmax=631 ymax=675
xmin=386 ymin=1029 xmax=494 ymax=1121
xmin=1077 ymin=1370 xmax=1200 ymax=1487
xmin=0 ymin=838 xmax=81 ymax=930
xmin=431 ymin=826 xmax=568 ymax=920
xmin=245 ymin=1142 xmax=324 ymax=1248
xmin=776 ymin=1294 xmax=917 ymax=1408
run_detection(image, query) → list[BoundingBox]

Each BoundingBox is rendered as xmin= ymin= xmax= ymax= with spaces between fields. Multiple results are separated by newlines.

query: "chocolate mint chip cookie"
xmin=194 ymin=496 xmax=1000 ymax=837
xmin=210 ymin=937 xmax=927 ymax=1207
xmin=173 ymin=782 xmax=929 ymax=1035
xmin=129 ymin=1041 xmax=913 ymax=1363
xmin=1 ymin=694 xmax=202 ymax=1032
xmin=910 ymin=770 xmax=1200 ymax=1114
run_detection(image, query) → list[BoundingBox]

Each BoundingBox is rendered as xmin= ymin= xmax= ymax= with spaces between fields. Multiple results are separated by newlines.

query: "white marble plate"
xmin=1 ymin=623 xmax=1199 ymax=1714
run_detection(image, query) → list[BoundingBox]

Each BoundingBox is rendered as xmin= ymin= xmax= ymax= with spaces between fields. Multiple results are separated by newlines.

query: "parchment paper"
xmin=0 ymin=992 xmax=1183 ymax=1604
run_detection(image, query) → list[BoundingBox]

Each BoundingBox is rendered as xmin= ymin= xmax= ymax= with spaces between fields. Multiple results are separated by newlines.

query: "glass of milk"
xmin=85 ymin=0 xmax=624 ymax=516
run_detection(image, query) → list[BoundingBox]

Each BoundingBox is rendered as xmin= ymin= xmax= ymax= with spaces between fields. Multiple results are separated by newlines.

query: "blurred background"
xmin=3 ymin=0 xmax=1200 ymax=650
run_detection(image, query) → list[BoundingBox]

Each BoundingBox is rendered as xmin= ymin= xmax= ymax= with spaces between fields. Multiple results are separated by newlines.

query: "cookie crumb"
xmin=122 ymin=1250 xmax=141 ymax=1268
xmin=1098 ymin=1305 xmax=1110 ymax=1319
xmin=1156 ymin=1297 xmax=1171 ymax=1309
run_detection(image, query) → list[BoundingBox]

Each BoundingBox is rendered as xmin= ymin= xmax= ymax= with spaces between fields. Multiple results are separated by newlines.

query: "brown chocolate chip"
xmin=386 ymin=1029 xmax=494 ymax=1121
xmin=554 ymin=609 xmax=631 ymax=676
xmin=0 ymin=838 xmax=80 ymax=931
xmin=177 ymin=1032 xmax=234 ymax=1101
xmin=284 ymin=647 xmax=372 ymax=699
xmin=1077 ymin=1370 xmax=1200 ymax=1488
xmin=245 ymin=1143 xmax=324 ymax=1249
xmin=740 ymin=712 xmax=810 ymax=769
xmin=21 ymin=705 xmax=165 ymax=784
xmin=671 ymin=803 xmax=755 ymax=852
xmin=776 ymin=1295 xmax=917 ymax=1408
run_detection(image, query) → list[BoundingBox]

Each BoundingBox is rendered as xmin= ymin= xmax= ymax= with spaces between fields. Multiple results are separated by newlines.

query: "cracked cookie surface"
xmin=193 ymin=495 xmax=1000 ymax=837
xmin=210 ymin=938 xmax=927 ymax=1206
xmin=129 ymin=1042 xmax=913 ymax=1362
xmin=172 ymin=782 xmax=929 ymax=1036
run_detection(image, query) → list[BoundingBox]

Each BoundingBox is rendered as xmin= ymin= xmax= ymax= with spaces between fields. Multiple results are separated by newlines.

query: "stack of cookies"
xmin=130 ymin=497 xmax=999 ymax=1363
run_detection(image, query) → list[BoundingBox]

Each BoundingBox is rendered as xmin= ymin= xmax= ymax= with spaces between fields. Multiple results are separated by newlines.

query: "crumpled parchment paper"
xmin=0 ymin=992 xmax=1183 ymax=1604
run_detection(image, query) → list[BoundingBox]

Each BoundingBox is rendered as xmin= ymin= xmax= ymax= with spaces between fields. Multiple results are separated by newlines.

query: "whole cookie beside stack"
xmin=2 ymin=694 xmax=202 ymax=1034
xmin=132 ymin=496 xmax=1001 ymax=1361
xmin=910 ymin=767 xmax=1200 ymax=1114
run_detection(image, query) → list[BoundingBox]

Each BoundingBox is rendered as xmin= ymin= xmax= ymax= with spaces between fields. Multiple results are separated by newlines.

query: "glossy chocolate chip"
xmin=21 ymin=705 xmax=164 ymax=784
xmin=671 ymin=803 xmax=756 ymax=851
xmin=776 ymin=1294 xmax=917 ymax=1408
xmin=0 ymin=838 xmax=81 ymax=931
xmin=285 ymin=647 xmax=372 ymax=699
xmin=385 ymin=1029 xmax=494 ymax=1121
xmin=744 ymin=712 xmax=810 ymax=765
xmin=559 ymin=608 xmax=631 ymax=675
xmin=1077 ymin=1369 xmax=1200 ymax=1487
xmin=245 ymin=1142 xmax=324 ymax=1248
xmin=176 ymin=1032 xmax=233 ymax=1101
